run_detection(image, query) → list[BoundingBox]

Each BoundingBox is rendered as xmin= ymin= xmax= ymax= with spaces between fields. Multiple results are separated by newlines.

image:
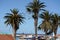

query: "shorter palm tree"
xmin=38 ymin=11 xmax=52 ymax=35
xmin=51 ymin=14 xmax=60 ymax=37
xmin=4 ymin=8 xmax=24 ymax=40
xmin=38 ymin=12 xmax=60 ymax=40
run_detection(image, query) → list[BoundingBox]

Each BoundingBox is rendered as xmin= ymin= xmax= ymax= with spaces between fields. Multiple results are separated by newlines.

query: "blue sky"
xmin=0 ymin=0 xmax=60 ymax=34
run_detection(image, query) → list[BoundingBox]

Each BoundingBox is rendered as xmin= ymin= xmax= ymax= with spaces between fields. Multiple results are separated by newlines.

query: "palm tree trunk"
xmin=13 ymin=24 xmax=16 ymax=40
xmin=45 ymin=30 xmax=47 ymax=40
xmin=34 ymin=19 xmax=38 ymax=40
xmin=53 ymin=24 xmax=58 ymax=40
xmin=34 ymin=12 xmax=38 ymax=40
xmin=13 ymin=28 xmax=16 ymax=40
xmin=14 ymin=28 xmax=16 ymax=40
xmin=34 ymin=19 xmax=38 ymax=37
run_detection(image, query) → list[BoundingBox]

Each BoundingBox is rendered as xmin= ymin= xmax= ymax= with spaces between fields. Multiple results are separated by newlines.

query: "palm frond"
xmin=10 ymin=8 xmax=19 ymax=14
xmin=39 ymin=11 xmax=51 ymax=20
xmin=26 ymin=0 xmax=45 ymax=14
xmin=26 ymin=8 xmax=32 ymax=12
xmin=4 ymin=8 xmax=24 ymax=31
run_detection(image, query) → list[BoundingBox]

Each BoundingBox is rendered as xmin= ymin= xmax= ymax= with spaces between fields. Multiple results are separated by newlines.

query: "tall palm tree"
xmin=4 ymin=8 xmax=24 ymax=40
xmin=26 ymin=0 xmax=45 ymax=37
xmin=38 ymin=11 xmax=52 ymax=35
xmin=51 ymin=14 xmax=60 ymax=37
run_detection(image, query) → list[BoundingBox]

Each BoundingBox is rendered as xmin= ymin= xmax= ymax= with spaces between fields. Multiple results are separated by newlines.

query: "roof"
xmin=0 ymin=34 xmax=14 ymax=40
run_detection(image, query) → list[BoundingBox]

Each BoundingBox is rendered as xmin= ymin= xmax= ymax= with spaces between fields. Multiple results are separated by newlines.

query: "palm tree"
xmin=38 ymin=11 xmax=52 ymax=35
xmin=4 ymin=8 xmax=24 ymax=40
xmin=51 ymin=14 xmax=60 ymax=38
xmin=26 ymin=0 xmax=45 ymax=37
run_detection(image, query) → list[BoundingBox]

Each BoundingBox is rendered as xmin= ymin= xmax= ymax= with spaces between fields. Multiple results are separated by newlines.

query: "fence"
xmin=19 ymin=37 xmax=46 ymax=40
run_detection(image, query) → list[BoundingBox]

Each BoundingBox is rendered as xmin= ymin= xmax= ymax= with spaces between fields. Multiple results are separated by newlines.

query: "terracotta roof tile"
xmin=0 ymin=34 xmax=14 ymax=40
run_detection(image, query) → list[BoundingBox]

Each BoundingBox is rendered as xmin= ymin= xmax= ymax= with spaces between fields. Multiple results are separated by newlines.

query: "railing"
xmin=19 ymin=38 xmax=46 ymax=40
